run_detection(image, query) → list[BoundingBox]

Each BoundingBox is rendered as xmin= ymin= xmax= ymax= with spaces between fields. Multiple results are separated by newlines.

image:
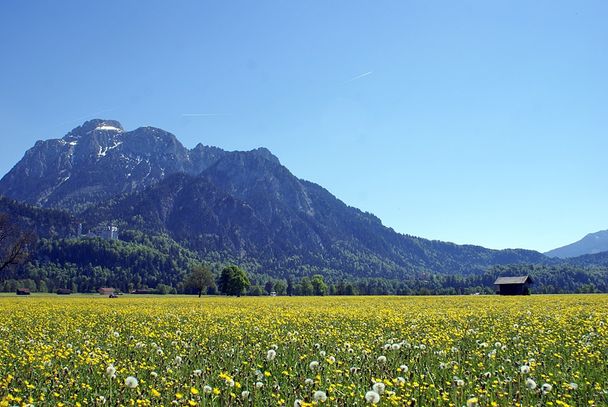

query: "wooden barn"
xmin=98 ymin=287 xmax=115 ymax=296
xmin=494 ymin=276 xmax=533 ymax=295
xmin=131 ymin=289 xmax=154 ymax=295
xmin=16 ymin=288 xmax=31 ymax=296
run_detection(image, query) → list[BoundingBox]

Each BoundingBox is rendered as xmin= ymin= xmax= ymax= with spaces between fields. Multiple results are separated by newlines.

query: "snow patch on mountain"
xmin=95 ymin=125 xmax=122 ymax=132
xmin=98 ymin=141 xmax=123 ymax=157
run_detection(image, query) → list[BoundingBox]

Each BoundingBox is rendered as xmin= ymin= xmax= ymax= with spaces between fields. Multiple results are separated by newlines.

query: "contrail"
xmin=181 ymin=113 xmax=225 ymax=117
xmin=345 ymin=71 xmax=373 ymax=83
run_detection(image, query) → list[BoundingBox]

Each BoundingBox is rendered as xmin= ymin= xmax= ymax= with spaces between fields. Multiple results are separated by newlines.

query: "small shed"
xmin=494 ymin=276 xmax=533 ymax=295
xmin=98 ymin=287 xmax=115 ymax=296
xmin=131 ymin=289 xmax=154 ymax=294
xmin=16 ymin=288 xmax=31 ymax=296
xmin=56 ymin=288 xmax=72 ymax=295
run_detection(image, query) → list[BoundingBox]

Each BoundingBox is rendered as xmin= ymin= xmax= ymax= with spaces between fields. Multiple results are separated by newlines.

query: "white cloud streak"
xmin=345 ymin=71 xmax=373 ymax=83
xmin=181 ymin=113 xmax=226 ymax=117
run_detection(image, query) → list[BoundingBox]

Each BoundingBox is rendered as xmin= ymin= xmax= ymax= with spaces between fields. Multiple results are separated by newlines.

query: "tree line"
xmin=2 ymin=211 xmax=608 ymax=295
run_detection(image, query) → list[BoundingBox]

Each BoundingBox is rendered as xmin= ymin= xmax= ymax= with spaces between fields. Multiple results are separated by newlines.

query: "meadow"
xmin=0 ymin=295 xmax=606 ymax=406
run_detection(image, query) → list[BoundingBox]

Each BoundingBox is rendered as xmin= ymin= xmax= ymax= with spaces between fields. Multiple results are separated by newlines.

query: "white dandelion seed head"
xmin=294 ymin=400 xmax=303 ymax=407
xmin=309 ymin=361 xmax=319 ymax=370
xmin=319 ymin=350 xmax=326 ymax=357
xmin=455 ymin=379 xmax=465 ymax=387
xmin=520 ymin=365 xmax=530 ymax=374
xmin=526 ymin=378 xmax=537 ymax=390
xmin=105 ymin=365 xmax=116 ymax=378
xmin=397 ymin=376 xmax=406 ymax=384
xmin=124 ymin=376 xmax=138 ymax=389
xmin=193 ymin=369 xmax=202 ymax=376
xmin=372 ymin=382 xmax=385 ymax=394
xmin=350 ymin=367 xmax=360 ymax=374
xmin=203 ymin=385 xmax=213 ymax=394
xmin=305 ymin=378 xmax=314 ymax=386
xmin=150 ymin=371 xmax=158 ymax=378
xmin=569 ymin=382 xmax=578 ymax=390
xmin=391 ymin=343 xmax=401 ymax=350
xmin=255 ymin=381 xmax=264 ymax=389
xmin=365 ymin=390 xmax=381 ymax=404
xmin=541 ymin=383 xmax=552 ymax=393
xmin=113 ymin=331 xmax=120 ymax=338
xmin=328 ymin=356 xmax=335 ymax=363
xmin=241 ymin=390 xmax=250 ymax=399
xmin=174 ymin=356 xmax=183 ymax=365
xmin=377 ymin=355 xmax=387 ymax=364
xmin=400 ymin=364 xmax=409 ymax=373
xmin=267 ymin=349 xmax=277 ymax=361
xmin=312 ymin=390 xmax=327 ymax=402
xmin=227 ymin=379 xmax=235 ymax=387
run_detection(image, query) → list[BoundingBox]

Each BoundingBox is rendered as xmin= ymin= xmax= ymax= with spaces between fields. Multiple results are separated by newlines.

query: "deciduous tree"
xmin=218 ymin=265 xmax=250 ymax=297
xmin=184 ymin=264 xmax=215 ymax=297
xmin=0 ymin=213 xmax=34 ymax=274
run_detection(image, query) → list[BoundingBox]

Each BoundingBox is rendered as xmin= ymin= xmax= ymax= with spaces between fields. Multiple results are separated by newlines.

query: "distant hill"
xmin=545 ymin=230 xmax=608 ymax=258
xmin=565 ymin=249 xmax=608 ymax=267
xmin=0 ymin=119 xmax=549 ymax=282
xmin=0 ymin=195 xmax=76 ymax=238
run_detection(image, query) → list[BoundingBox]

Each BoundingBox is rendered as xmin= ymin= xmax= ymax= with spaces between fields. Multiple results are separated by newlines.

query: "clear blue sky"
xmin=1 ymin=1 xmax=606 ymax=252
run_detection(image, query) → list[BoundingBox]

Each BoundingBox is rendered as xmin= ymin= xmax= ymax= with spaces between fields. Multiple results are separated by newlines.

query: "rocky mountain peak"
xmin=0 ymin=120 xmax=285 ymax=209
xmin=63 ymin=119 xmax=124 ymax=141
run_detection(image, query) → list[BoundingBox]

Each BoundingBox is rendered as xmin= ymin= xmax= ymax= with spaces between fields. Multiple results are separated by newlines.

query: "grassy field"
xmin=0 ymin=295 xmax=606 ymax=406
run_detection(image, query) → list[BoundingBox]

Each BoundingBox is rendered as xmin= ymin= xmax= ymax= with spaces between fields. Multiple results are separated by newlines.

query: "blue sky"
xmin=0 ymin=1 xmax=606 ymax=252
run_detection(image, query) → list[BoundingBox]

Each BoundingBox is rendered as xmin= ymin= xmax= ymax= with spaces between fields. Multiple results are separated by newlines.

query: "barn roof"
xmin=494 ymin=276 xmax=533 ymax=285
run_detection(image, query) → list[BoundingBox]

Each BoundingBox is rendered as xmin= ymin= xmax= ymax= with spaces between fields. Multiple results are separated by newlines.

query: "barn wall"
xmin=497 ymin=284 xmax=527 ymax=295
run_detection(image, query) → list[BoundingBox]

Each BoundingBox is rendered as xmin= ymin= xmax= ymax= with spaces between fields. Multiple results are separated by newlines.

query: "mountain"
xmin=1 ymin=119 xmax=549 ymax=280
xmin=0 ymin=195 xmax=76 ymax=238
xmin=0 ymin=119 xmax=232 ymax=209
xmin=544 ymin=230 xmax=608 ymax=258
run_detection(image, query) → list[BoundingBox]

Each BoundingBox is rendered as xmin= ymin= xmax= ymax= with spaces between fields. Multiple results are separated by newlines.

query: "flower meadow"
xmin=0 ymin=295 xmax=606 ymax=406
